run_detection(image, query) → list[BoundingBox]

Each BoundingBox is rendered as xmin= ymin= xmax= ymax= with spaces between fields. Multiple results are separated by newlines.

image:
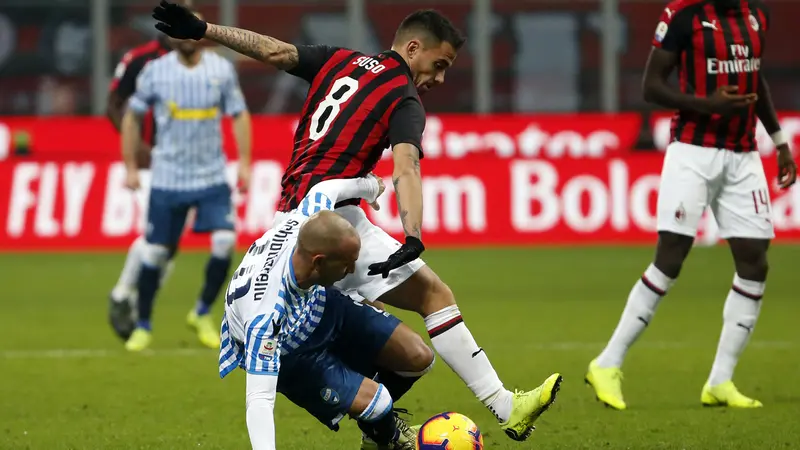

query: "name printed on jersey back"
xmin=228 ymin=218 xmax=300 ymax=304
xmin=352 ymin=56 xmax=388 ymax=74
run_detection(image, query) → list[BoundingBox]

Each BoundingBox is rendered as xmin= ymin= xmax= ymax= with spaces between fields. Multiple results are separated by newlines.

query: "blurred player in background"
xmin=121 ymin=9 xmax=253 ymax=352
xmin=153 ymin=0 xmax=561 ymax=442
xmin=586 ymin=0 xmax=796 ymax=410
xmin=221 ymin=174 xmax=433 ymax=450
xmin=106 ymin=0 xmax=193 ymax=341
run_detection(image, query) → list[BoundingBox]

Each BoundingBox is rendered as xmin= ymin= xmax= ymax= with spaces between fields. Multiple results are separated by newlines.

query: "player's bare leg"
xmin=588 ymin=231 xmax=693 ymax=409
xmin=378 ymin=267 xmax=562 ymax=441
xmin=702 ymin=237 xmax=767 ymax=408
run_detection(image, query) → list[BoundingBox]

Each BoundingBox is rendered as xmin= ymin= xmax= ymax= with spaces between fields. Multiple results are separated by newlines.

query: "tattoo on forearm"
xmin=207 ymin=25 xmax=298 ymax=69
xmin=393 ymin=176 xmax=422 ymax=239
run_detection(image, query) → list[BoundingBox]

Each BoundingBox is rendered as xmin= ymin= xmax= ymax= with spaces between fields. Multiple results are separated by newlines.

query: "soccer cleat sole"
xmin=505 ymin=374 xmax=563 ymax=442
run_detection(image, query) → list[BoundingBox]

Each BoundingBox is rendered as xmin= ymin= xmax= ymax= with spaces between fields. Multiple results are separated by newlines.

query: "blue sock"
xmin=197 ymin=256 xmax=232 ymax=315
xmin=195 ymin=300 xmax=209 ymax=316
xmin=136 ymin=319 xmax=152 ymax=331
xmin=137 ymin=264 xmax=162 ymax=328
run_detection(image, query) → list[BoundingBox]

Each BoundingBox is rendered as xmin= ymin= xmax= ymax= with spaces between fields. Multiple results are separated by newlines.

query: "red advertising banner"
xmin=0 ymin=114 xmax=642 ymax=161
xmin=2 ymin=153 xmax=800 ymax=251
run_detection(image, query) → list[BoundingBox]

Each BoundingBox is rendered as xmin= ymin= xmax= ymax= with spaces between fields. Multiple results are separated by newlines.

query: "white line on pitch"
xmin=1 ymin=341 xmax=796 ymax=359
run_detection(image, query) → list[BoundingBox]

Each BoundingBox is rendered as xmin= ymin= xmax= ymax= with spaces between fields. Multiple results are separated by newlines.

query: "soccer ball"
xmin=416 ymin=412 xmax=484 ymax=450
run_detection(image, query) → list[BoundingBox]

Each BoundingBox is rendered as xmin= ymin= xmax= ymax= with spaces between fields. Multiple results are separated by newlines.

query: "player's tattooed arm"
xmin=204 ymin=24 xmax=298 ymax=70
xmin=391 ymin=144 xmax=423 ymax=239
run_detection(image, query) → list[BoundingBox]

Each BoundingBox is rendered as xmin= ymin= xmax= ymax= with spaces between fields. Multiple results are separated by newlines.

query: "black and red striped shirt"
xmin=109 ymin=38 xmax=171 ymax=145
xmin=653 ymin=0 xmax=769 ymax=152
xmin=278 ymin=45 xmax=425 ymax=212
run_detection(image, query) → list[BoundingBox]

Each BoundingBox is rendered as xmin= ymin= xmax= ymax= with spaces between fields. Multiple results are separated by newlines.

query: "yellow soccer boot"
xmin=585 ymin=359 xmax=627 ymax=410
xmin=187 ymin=309 xmax=221 ymax=349
xmin=500 ymin=373 xmax=563 ymax=441
xmin=701 ymin=381 xmax=763 ymax=408
xmin=125 ymin=328 xmax=153 ymax=352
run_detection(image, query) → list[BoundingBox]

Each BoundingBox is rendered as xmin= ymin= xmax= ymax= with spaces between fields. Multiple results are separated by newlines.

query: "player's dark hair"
xmin=395 ymin=9 xmax=467 ymax=51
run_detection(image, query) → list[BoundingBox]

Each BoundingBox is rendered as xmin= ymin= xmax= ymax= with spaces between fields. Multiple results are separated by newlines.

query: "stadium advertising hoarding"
xmin=1 ymin=115 xmax=799 ymax=250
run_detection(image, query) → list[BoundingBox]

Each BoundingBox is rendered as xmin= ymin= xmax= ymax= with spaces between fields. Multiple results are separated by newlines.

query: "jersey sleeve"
xmin=243 ymin=310 xmax=283 ymax=375
xmin=285 ymin=44 xmax=341 ymax=83
xmin=110 ymin=52 xmax=148 ymax=100
xmin=127 ymin=62 xmax=156 ymax=114
xmin=296 ymin=177 xmax=381 ymax=218
xmin=652 ymin=5 xmax=694 ymax=53
xmin=222 ymin=62 xmax=247 ymax=116
xmin=388 ymin=97 xmax=426 ymax=158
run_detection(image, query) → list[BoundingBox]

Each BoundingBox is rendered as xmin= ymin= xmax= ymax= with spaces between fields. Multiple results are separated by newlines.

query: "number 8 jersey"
xmin=276 ymin=45 xmax=425 ymax=213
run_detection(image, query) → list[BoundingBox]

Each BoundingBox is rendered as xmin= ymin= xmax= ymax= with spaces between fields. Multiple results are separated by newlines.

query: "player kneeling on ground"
xmin=220 ymin=174 xmax=432 ymax=450
xmin=586 ymin=0 xmax=797 ymax=410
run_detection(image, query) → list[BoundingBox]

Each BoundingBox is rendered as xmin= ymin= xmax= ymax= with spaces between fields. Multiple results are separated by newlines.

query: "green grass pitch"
xmin=2 ymin=246 xmax=800 ymax=449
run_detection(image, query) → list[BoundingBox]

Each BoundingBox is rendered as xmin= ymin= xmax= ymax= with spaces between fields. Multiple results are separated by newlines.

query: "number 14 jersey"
xmin=277 ymin=46 xmax=426 ymax=213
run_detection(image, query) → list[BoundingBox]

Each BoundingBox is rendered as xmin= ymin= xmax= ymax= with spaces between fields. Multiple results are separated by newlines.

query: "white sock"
xmin=425 ymin=305 xmax=513 ymax=423
xmin=111 ymin=236 xmax=147 ymax=302
xmin=707 ymin=274 xmax=763 ymax=387
xmin=596 ymin=264 xmax=675 ymax=368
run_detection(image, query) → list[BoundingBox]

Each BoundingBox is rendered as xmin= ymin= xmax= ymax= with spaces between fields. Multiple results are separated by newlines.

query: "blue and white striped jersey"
xmin=218 ymin=176 xmax=380 ymax=379
xmin=128 ymin=50 xmax=246 ymax=191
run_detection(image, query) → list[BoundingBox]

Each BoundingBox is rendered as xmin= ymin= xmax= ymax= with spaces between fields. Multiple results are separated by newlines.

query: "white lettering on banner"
xmin=561 ymin=175 xmax=608 ymax=232
xmin=369 ymin=175 xmax=486 ymax=233
xmin=102 ymin=163 xmax=140 ymax=236
xmin=62 ymin=163 xmax=94 ymax=236
xmin=423 ymin=176 xmax=486 ymax=232
xmin=653 ymin=116 xmax=800 ymax=155
xmin=630 ymin=175 xmax=660 ymax=230
xmin=510 ymin=161 xmax=560 ymax=231
xmin=420 ymin=116 xmax=622 ymax=160
xmin=510 ymin=160 xmax=659 ymax=233
xmin=7 ymin=163 xmax=39 ymax=237
xmin=243 ymin=161 xmax=283 ymax=233
xmin=35 ymin=163 xmax=59 ymax=237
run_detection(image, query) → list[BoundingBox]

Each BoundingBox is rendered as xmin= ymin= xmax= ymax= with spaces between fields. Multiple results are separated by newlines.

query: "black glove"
xmin=152 ymin=0 xmax=207 ymax=41
xmin=367 ymin=237 xmax=425 ymax=279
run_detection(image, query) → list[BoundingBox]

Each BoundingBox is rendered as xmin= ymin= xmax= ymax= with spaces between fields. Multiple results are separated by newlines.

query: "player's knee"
xmin=654 ymin=231 xmax=694 ymax=278
xmin=211 ymin=230 xmax=237 ymax=258
xmin=734 ymin=250 xmax=769 ymax=281
xmin=396 ymin=344 xmax=435 ymax=378
xmin=357 ymin=383 xmax=394 ymax=423
xmin=417 ymin=271 xmax=456 ymax=317
xmin=142 ymin=243 xmax=171 ymax=268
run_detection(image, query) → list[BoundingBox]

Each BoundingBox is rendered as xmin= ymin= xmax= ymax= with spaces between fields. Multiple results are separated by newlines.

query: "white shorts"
xmin=274 ymin=205 xmax=426 ymax=301
xmin=657 ymin=141 xmax=775 ymax=240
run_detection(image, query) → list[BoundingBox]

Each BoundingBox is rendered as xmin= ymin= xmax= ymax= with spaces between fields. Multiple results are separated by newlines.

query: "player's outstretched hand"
xmin=367 ymin=173 xmax=385 ymax=211
xmin=776 ymin=145 xmax=797 ymax=189
xmin=367 ymin=237 xmax=425 ymax=278
xmin=152 ymin=0 xmax=207 ymax=40
xmin=705 ymin=86 xmax=758 ymax=115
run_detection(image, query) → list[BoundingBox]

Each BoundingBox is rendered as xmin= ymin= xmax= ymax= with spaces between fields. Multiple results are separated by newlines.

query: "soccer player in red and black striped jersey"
xmin=153 ymin=0 xmax=562 ymax=443
xmin=106 ymin=20 xmax=181 ymax=341
xmin=587 ymin=0 xmax=797 ymax=410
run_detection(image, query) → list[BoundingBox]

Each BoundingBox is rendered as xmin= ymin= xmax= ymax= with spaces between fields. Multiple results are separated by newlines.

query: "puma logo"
xmin=702 ymin=21 xmax=718 ymax=31
xmin=471 ymin=348 xmax=485 ymax=358
xmin=736 ymin=322 xmax=753 ymax=333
